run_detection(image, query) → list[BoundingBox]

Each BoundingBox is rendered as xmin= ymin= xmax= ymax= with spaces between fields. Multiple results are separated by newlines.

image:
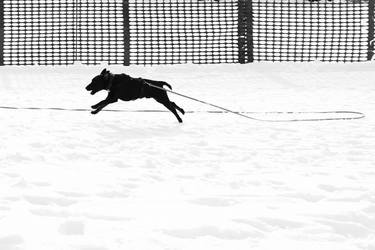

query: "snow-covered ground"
xmin=0 ymin=62 xmax=374 ymax=250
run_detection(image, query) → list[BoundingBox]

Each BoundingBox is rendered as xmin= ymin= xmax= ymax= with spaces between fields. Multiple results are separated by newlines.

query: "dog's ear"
xmin=101 ymin=68 xmax=108 ymax=75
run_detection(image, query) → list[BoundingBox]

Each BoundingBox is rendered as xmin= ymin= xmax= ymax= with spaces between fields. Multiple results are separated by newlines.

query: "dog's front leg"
xmin=91 ymin=97 xmax=117 ymax=114
xmin=91 ymin=99 xmax=114 ymax=114
xmin=91 ymin=100 xmax=108 ymax=109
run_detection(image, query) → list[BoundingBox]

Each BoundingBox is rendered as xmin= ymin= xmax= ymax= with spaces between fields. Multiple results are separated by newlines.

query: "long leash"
xmin=0 ymin=106 xmax=365 ymax=121
xmin=145 ymin=81 xmax=260 ymax=121
xmin=144 ymin=81 xmax=365 ymax=122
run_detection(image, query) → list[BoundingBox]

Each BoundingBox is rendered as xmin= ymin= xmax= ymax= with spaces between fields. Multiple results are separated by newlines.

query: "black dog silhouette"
xmin=86 ymin=69 xmax=185 ymax=123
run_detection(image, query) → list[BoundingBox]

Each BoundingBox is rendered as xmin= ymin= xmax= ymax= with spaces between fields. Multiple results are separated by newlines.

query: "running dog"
xmin=86 ymin=69 xmax=185 ymax=123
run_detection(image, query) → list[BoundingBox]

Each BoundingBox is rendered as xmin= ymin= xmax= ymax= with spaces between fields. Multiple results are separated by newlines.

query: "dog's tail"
xmin=144 ymin=79 xmax=172 ymax=90
xmin=162 ymin=82 xmax=172 ymax=90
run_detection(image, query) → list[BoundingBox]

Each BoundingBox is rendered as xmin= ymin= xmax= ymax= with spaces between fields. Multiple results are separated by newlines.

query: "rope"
xmin=144 ymin=81 xmax=365 ymax=122
xmin=0 ymin=106 xmax=365 ymax=122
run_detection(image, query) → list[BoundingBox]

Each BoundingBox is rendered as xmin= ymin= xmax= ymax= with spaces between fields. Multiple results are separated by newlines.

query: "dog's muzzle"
xmin=86 ymin=85 xmax=95 ymax=95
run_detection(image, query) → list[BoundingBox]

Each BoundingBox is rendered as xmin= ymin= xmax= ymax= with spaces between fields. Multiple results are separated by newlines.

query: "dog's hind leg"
xmin=152 ymin=87 xmax=183 ymax=122
xmin=171 ymin=102 xmax=185 ymax=115
xmin=158 ymin=100 xmax=183 ymax=123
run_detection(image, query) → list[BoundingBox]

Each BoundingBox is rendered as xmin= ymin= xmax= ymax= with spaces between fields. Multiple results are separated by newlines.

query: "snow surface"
xmin=0 ymin=62 xmax=374 ymax=250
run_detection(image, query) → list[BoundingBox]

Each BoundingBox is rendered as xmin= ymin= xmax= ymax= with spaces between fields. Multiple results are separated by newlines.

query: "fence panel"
xmin=75 ymin=0 xmax=125 ymax=65
xmin=2 ymin=0 xmax=124 ymax=65
xmin=128 ymin=0 xmax=240 ymax=65
xmin=3 ymin=0 xmax=75 ymax=65
xmin=251 ymin=0 xmax=370 ymax=62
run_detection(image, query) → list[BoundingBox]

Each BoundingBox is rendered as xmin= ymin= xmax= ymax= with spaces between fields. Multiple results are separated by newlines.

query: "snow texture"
xmin=0 ymin=62 xmax=374 ymax=250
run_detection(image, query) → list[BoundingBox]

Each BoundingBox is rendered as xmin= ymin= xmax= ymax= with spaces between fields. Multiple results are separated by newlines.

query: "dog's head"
xmin=86 ymin=68 xmax=111 ymax=95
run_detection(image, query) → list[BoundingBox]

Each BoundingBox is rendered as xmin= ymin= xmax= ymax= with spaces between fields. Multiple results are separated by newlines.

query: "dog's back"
xmin=113 ymin=74 xmax=144 ymax=101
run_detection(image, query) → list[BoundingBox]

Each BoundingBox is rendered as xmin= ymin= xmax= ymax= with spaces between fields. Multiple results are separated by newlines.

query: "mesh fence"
xmin=75 ymin=0 xmax=124 ymax=65
xmin=1 ymin=0 xmax=124 ymax=65
xmin=0 ymin=0 xmax=374 ymax=65
xmin=252 ymin=0 xmax=371 ymax=62
xmin=128 ymin=0 xmax=239 ymax=64
xmin=3 ymin=0 xmax=75 ymax=65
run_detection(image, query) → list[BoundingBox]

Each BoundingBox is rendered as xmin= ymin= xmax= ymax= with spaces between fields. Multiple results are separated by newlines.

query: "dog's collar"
xmin=106 ymin=73 xmax=115 ymax=91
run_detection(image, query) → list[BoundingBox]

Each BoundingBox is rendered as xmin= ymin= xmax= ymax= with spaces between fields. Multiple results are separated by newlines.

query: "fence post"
xmin=238 ymin=0 xmax=253 ymax=64
xmin=123 ymin=0 xmax=130 ymax=66
xmin=368 ymin=0 xmax=374 ymax=60
xmin=0 ymin=0 xmax=4 ymax=65
xmin=247 ymin=0 xmax=253 ymax=63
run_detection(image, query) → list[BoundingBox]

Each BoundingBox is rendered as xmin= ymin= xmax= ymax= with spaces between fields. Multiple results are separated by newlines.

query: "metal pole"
xmin=246 ymin=0 xmax=253 ymax=63
xmin=123 ymin=0 xmax=130 ymax=65
xmin=237 ymin=0 xmax=253 ymax=64
xmin=0 ymin=0 xmax=4 ymax=65
xmin=368 ymin=0 xmax=374 ymax=60
xmin=238 ymin=0 xmax=245 ymax=63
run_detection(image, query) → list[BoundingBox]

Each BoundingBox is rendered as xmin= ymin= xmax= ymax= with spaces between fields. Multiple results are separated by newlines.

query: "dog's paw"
xmin=91 ymin=110 xmax=98 ymax=115
xmin=181 ymin=109 xmax=185 ymax=115
xmin=91 ymin=105 xmax=98 ymax=109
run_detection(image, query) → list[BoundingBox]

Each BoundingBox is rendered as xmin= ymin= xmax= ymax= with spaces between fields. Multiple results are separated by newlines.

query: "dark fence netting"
xmin=75 ymin=1 xmax=125 ymax=65
xmin=0 ymin=0 xmax=374 ymax=65
xmin=252 ymin=0 xmax=373 ymax=62
xmin=128 ymin=0 xmax=240 ymax=64
xmin=1 ymin=0 xmax=124 ymax=65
